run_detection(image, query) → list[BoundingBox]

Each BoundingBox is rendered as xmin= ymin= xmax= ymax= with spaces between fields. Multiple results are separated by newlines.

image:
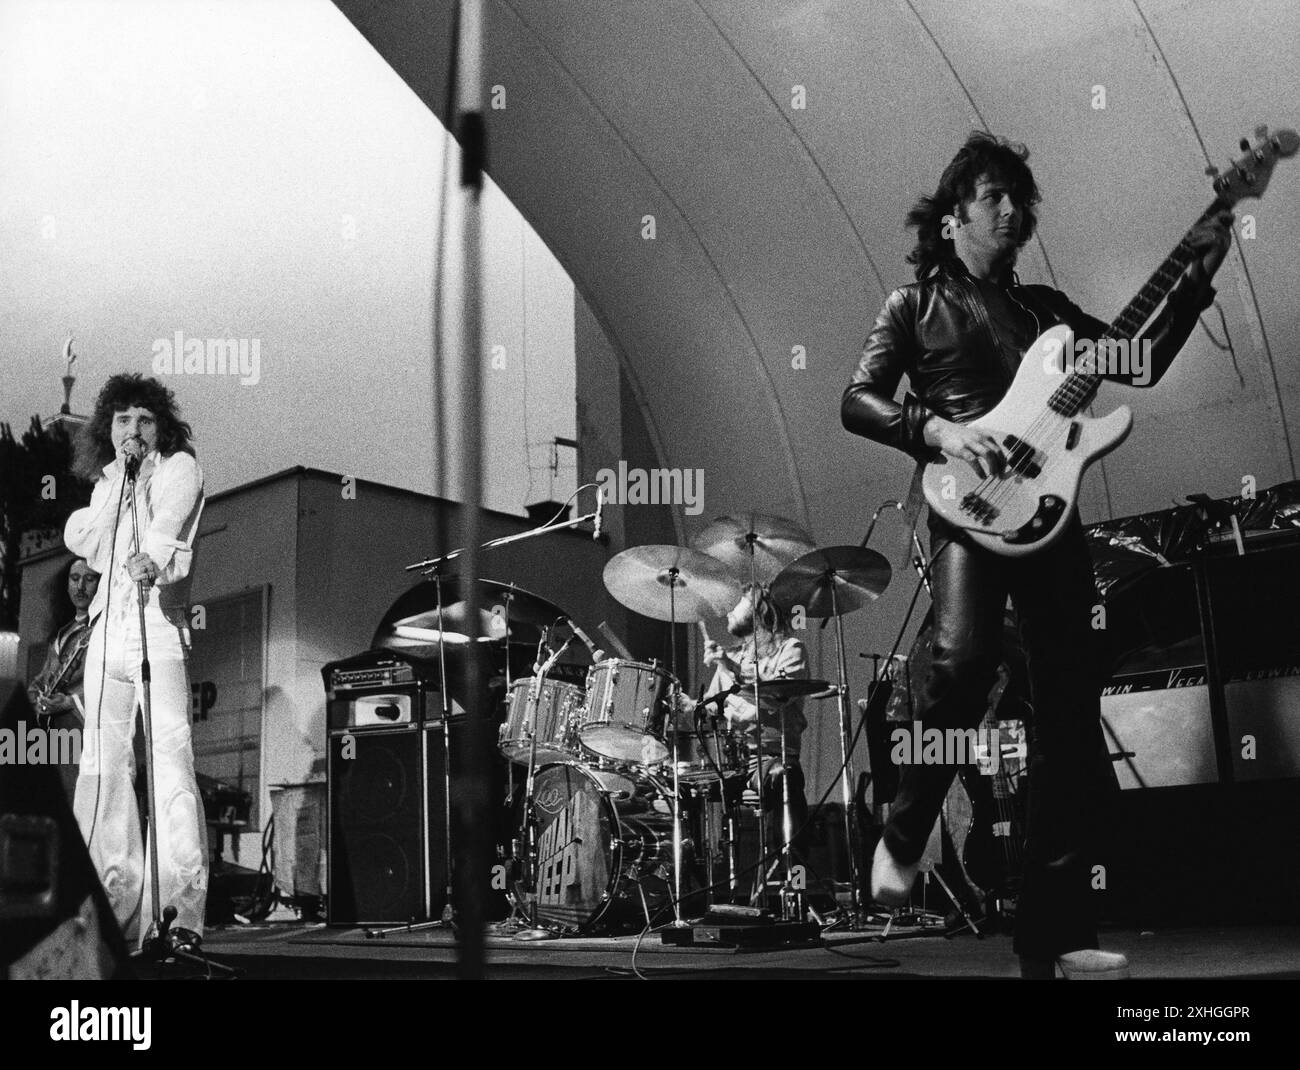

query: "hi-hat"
xmin=603 ymin=545 xmax=742 ymax=623
xmin=769 ymin=545 xmax=892 ymax=618
xmin=691 ymin=513 xmax=816 ymax=585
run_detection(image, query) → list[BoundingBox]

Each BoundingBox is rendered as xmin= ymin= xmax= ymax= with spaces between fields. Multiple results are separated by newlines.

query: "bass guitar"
xmin=923 ymin=125 xmax=1297 ymax=556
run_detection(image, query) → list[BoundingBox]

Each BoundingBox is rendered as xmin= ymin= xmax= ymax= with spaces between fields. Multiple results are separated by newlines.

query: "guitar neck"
xmin=1109 ymin=200 xmax=1224 ymax=340
xmin=1052 ymin=198 xmax=1226 ymax=416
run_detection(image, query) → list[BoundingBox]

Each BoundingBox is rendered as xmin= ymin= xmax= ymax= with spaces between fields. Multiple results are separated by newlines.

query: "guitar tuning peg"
xmin=1205 ymin=163 xmax=1220 ymax=177
xmin=1240 ymin=138 xmax=1251 ymax=152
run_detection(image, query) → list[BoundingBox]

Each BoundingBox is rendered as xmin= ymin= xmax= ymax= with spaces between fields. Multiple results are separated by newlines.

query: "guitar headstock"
xmin=1212 ymin=125 xmax=1299 ymax=205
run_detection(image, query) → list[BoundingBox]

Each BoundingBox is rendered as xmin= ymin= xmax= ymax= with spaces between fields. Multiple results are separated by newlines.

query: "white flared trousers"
xmin=74 ymin=603 xmax=207 ymax=946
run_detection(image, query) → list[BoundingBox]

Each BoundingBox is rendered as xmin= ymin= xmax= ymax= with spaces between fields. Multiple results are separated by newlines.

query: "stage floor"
xmin=196 ymin=919 xmax=1300 ymax=980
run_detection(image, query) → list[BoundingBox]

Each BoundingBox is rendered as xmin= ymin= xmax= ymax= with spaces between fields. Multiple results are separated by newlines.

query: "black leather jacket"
xmin=841 ymin=259 xmax=1217 ymax=460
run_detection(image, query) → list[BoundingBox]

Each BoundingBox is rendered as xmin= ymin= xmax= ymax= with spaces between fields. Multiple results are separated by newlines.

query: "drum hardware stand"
xmin=739 ymin=536 xmax=772 ymax=909
xmin=513 ymin=633 xmax=571 ymax=939
xmin=775 ymin=704 xmax=801 ymax=921
xmin=665 ymin=567 xmax=687 ymax=927
xmin=403 ymin=497 xmax=601 ymax=933
xmin=827 ymin=578 xmax=863 ymax=923
xmin=405 ymin=490 xmax=604 ymax=576
xmin=433 ymin=567 xmax=457 ymax=926
xmin=396 ymin=564 xmax=459 ymax=932
xmin=822 ymin=500 xmax=933 ymax=932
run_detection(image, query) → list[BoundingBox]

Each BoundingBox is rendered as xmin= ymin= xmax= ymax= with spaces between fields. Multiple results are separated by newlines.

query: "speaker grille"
xmin=328 ymin=727 xmax=426 ymax=925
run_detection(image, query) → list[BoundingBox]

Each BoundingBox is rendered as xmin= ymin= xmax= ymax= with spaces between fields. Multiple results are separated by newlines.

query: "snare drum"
xmin=578 ymin=659 xmax=673 ymax=765
xmin=665 ymin=726 xmax=745 ymax=785
xmin=498 ymin=678 xmax=584 ymax=765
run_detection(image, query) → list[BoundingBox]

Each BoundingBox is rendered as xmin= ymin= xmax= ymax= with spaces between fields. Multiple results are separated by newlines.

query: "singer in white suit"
xmin=65 ymin=373 xmax=207 ymax=947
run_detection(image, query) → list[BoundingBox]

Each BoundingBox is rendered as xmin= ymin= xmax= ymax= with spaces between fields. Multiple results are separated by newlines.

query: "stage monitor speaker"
xmin=0 ymin=681 xmax=132 ymax=978
xmin=327 ymin=725 xmax=428 ymax=926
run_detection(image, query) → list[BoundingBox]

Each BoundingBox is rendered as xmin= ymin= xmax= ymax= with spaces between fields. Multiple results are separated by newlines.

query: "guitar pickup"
xmin=1065 ymin=421 xmax=1081 ymax=450
xmin=1000 ymin=434 xmax=1043 ymax=478
xmin=960 ymin=492 xmax=999 ymax=524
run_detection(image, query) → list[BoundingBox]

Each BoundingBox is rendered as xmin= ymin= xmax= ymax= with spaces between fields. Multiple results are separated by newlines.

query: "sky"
xmin=0 ymin=0 xmax=577 ymax=513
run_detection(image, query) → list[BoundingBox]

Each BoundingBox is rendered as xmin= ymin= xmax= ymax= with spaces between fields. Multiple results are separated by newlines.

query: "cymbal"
xmin=474 ymin=578 xmax=572 ymax=629
xmin=769 ymin=545 xmax=892 ymax=618
xmin=603 ymin=545 xmax=742 ymax=623
xmin=744 ymin=678 xmax=835 ymax=701
xmin=372 ymin=577 xmax=574 ymax=656
xmin=691 ymin=513 xmax=816 ymax=585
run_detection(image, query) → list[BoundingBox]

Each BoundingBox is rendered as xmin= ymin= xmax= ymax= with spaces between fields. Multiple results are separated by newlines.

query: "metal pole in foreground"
xmin=453 ymin=0 xmax=488 ymax=980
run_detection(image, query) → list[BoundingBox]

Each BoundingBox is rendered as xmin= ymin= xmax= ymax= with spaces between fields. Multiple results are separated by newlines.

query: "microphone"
xmin=592 ymin=486 xmax=605 ymax=542
xmin=565 ymin=617 xmax=602 ymax=660
xmin=533 ymin=623 xmax=551 ymax=675
xmin=123 ymin=438 xmax=144 ymax=481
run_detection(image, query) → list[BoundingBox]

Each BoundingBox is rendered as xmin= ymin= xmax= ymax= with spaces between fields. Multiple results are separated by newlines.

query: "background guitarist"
xmin=841 ymin=131 xmax=1232 ymax=978
xmin=27 ymin=556 xmax=100 ymax=800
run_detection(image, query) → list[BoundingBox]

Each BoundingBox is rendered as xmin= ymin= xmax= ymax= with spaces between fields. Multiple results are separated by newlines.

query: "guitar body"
xmin=943 ymin=726 xmax=1027 ymax=900
xmin=922 ymin=324 xmax=1133 ymax=556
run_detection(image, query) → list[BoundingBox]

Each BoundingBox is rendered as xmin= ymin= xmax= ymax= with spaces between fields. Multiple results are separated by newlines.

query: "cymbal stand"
xmin=743 ymin=537 xmax=768 ymax=907
xmin=828 ymin=578 xmax=863 ymax=923
xmin=403 ymin=499 xmax=600 ymax=933
xmin=776 ymin=703 xmax=800 ymax=920
xmin=369 ymin=566 xmax=458 ymax=937
xmin=666 ymin=568 xmax=686 ymax=926
xmin=432 ymin=567 xmax=456 ymax=924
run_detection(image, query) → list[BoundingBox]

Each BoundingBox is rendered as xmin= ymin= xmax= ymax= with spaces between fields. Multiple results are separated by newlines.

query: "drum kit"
xmin=522 ymin=516 xmax=891 ymax=935
xmin=394 ymin=508 xmax=894 ymax=938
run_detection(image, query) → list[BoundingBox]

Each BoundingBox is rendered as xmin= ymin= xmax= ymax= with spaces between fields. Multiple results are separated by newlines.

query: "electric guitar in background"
xmin=923 ymin=125 xmax=1298 ymax=556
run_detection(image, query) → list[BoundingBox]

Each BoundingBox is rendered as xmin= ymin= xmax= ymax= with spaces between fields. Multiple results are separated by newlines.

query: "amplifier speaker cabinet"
xmin=324 ymin=649 xmax=464 ymax=731
xmin=1225 ymin=675 xmax=1300 ymax=781
xmin=327 ymin=681 xmax=452 ymax=731
xmin=327 ymin=719 xmax=508 ymax=926
xmin=1100 ymin=666 xmax=1219 ymax=790
xmin=327 ymin=725 xmax=428 ymax=926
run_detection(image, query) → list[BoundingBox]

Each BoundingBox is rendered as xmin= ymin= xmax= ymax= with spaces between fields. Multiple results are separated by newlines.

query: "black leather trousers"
xmin=882 ymin=512 xmax=1113 ymax=959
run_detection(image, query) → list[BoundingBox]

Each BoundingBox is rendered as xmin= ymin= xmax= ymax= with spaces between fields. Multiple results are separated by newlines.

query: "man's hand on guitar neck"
xmin=924 ymin=415 xmax=1006 ymax=478
xmin=1187 ymin=210 xmax=1235 ymax=281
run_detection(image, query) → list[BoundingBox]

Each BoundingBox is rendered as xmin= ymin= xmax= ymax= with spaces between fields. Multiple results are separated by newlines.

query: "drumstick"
xmin=596 ymin=621 xmax=633 ymax=660
xmin=699 ymin=621 xmax=740 ymax=677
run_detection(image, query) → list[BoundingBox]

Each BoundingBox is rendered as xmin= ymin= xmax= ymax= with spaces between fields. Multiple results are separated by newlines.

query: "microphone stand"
xmin=514 ymin=632 xmax=571 ymax=939
xmin=124 ymin=451 xmax=234 ymax=977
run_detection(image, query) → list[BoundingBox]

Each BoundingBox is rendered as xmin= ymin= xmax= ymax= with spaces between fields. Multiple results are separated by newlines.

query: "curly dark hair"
xmin=73 ymin=373 xmax=194 ymax=481
xmin=905 ymin=131 xmax=1041 ymax=280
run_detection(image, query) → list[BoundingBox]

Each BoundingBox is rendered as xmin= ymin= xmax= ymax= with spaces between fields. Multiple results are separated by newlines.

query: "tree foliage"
xmin=0 ymin=417 xmax=93 ymax=628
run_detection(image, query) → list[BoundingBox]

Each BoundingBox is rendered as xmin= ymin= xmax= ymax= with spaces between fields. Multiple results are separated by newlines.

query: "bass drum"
xmin=527 ymin=763 xmax=685 ymax=934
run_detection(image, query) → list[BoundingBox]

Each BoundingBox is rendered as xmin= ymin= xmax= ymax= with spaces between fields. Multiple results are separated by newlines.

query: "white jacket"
xmin=64 ymin=450 xmax=205 ymax=628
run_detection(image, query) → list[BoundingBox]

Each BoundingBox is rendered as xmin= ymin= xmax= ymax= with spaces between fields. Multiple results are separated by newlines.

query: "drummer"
xmin=687 ymin=585 xmax=810 ymax=862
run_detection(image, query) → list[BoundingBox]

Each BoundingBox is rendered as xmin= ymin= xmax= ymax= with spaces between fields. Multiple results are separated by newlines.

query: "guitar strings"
xmin=966 ymin=236 xmax=1203 ymax=519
